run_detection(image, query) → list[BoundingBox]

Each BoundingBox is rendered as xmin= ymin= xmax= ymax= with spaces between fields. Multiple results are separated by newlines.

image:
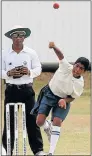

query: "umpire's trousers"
xmin=2 ymin=83 xmax=43 ymax=155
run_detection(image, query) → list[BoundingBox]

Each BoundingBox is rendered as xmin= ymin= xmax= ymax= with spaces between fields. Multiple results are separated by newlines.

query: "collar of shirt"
xmin=8 ymin=45 xmax=27 ymax=54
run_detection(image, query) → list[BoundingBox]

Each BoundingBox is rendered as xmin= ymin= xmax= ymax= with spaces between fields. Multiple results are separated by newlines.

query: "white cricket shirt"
xmin=2 ymin=45 xmax=42 ymax=84
xmin=49 ymin=58 xmax=84 ymax=99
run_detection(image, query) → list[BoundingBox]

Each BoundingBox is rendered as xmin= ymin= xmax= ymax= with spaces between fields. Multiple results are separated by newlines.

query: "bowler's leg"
xmin=48 ymin=103 xmax=70 ymax=155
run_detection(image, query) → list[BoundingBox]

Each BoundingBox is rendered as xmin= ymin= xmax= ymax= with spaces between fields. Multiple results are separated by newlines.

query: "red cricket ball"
xmin=53 ymin=3 xmax=59 ymax=9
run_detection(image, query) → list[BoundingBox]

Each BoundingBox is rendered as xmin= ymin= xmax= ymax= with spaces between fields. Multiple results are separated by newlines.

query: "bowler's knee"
xmin=36 ymin=114 xmax=46 ymax=127
xmin=53 ymin=117 xmax=63 ymax=126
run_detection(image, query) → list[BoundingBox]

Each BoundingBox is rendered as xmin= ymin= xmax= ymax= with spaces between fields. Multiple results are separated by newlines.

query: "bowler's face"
xmin=72 ymin=63 xmax=85 ymax=77
xmin=11 ymin=31 xmax=25 ymax=45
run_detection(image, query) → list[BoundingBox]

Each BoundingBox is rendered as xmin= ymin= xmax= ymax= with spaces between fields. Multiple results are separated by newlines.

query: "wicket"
xmin=6 ymin=103 xmax=26 ymax=155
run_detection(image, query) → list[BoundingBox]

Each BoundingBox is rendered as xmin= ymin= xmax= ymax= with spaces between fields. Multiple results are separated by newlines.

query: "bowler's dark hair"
xmin=75 ymin=57 xmax=89 ymax=71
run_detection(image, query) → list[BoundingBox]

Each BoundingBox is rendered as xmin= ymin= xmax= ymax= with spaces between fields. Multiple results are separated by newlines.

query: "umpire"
xmin=2 ymin=25 xmax=45 ymax=155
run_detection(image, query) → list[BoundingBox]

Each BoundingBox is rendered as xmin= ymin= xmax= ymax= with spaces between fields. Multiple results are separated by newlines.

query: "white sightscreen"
xmin=2 ymin=1 xmax=90 ymax=63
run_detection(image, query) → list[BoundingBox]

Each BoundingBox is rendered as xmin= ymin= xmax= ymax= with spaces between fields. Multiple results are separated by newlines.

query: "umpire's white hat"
xmin=5 ymin=25 xmax=31 ymax=39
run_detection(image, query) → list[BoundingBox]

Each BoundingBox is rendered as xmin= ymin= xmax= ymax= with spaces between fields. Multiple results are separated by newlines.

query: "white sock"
xmin=49 ymin=125 xmax=60 ymax=155
xmin=43 ymin=120 xmax=51 ymax=129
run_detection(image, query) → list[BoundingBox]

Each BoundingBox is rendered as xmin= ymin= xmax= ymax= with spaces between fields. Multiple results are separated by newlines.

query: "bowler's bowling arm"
xmin=53 ymin=46 xmax=64 ymax=60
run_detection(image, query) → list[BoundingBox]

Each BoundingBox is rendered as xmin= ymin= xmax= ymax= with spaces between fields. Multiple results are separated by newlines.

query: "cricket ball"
xmin=53 ymin=3 xmax=59 ymax=9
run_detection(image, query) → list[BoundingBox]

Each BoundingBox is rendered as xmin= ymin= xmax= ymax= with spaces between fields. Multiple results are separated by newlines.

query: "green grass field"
xmin=1 ymin=72 xmax=90 ymax=155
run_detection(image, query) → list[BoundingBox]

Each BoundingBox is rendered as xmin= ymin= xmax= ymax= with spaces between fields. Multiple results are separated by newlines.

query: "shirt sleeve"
xmin=71 ymin=79 xmax=84 ymax=98
xmin=1 ymin=51 xmax=9 ymax=79
xmin=29 ymin=51 xmax=42 ymax=79
xmin=59 ymin=58 xmax=73 ymax=72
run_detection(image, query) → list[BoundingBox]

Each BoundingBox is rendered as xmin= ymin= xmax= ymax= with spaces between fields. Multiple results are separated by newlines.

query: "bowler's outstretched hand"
xmin=49 ymin=42 xmax=55 ymax=48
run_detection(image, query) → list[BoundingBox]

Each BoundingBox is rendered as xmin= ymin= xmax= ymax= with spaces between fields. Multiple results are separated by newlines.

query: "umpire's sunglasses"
xmin=11 ymin=33 xmax=25 ymax=38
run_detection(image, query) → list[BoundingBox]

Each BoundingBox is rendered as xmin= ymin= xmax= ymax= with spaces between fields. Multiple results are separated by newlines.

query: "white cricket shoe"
xmin=44 ymin=120 xmax=52 ymax=142
xmin=35 ymin=151 xmax=47 ymax=155
xmin=2 ymin=146 xmax=6 ymax=155
xmin=47 ymin=153 xmax=53 ymax=156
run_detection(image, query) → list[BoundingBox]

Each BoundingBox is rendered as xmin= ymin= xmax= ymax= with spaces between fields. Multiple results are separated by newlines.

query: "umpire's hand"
xmin=21 ymin=67 xmax=30 ymax=75
xmin=7 ymin=68 xmax=23 ymax=77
